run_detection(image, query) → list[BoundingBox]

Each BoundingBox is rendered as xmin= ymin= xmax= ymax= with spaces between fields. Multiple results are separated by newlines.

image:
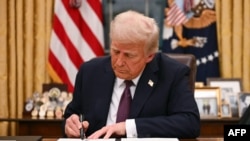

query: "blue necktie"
xmin=116 ymin=80 xmax=133 ymax=123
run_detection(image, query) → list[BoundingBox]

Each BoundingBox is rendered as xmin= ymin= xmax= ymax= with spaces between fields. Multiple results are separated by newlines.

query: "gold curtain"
xmin=0 ymin=0 xmax=53 ymax=135
xmin=216 ymin=0 xmax=250 ymax=92
xmin=1 ymin=0 xmax=250 ymax=136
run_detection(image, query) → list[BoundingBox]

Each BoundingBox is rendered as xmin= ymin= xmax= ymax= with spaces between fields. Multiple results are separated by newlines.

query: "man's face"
xmin=110 ymin=41 xmax=154 ymax=80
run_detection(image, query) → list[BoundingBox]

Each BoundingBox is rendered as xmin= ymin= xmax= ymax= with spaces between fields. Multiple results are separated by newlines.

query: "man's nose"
xmin=115 ymin=55 xmax=125 ymax=66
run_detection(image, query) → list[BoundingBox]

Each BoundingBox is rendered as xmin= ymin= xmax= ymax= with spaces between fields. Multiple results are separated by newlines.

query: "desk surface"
xmin=0 ymin=136 xmax=42 ymax=141
xmin=42 ymin=138 xmax=223 ymax=141
xmin=0 ymin=116 xmax=238 ymax=138
xmin=0 ymin=116 xmax=239 ymax=121
xmin=0 ymin=116 xmax=64 ymax=122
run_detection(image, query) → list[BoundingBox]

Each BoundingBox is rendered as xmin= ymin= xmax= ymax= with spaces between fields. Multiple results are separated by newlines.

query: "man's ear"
xmin=146 ymin=53 xmax=155 ymax=63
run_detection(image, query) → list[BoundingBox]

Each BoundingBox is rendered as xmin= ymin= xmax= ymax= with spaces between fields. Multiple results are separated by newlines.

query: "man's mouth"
xmin=115 ymin=69 xmax=127 ymax=73
xmin=117 ymin=70 xmax=126 ymax=73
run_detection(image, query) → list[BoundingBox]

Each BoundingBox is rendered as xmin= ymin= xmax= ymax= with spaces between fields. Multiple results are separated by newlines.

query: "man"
xmin=63 ymin=10 xmax=200 ymax=139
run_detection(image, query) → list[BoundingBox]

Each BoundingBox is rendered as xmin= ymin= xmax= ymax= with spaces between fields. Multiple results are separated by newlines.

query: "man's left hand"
xmin=87 ymin=122 xmax=126 ymax=139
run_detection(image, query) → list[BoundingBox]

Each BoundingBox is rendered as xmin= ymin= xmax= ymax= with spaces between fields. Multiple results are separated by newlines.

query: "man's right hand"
xmin=65 ymin=114 xmax=89 ymax=137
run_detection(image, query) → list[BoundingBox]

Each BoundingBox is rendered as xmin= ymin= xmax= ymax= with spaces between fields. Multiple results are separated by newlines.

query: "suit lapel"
xmin=94 ymin=59 xmax=116 ymax=123
xmin=130 ymin=55 xmax=159 ymax=117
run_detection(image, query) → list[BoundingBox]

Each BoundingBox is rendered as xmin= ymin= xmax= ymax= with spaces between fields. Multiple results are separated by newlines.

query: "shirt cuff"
xmin=125 ymin=119 xmax=137 ymax=138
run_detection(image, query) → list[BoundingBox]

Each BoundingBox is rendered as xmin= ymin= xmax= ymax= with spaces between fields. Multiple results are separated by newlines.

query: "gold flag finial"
xmin=69 ymin=0 xmax=82 ymax=8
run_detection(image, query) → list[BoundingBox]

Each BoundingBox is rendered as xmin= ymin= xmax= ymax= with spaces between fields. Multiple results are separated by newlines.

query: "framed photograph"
xmin=220 ymin=103 xmax=232 ymax=118
xmin=195 ymin=82 xmax=204 ymax=88
xmin=194 ymin=87 xmax=221 ymax=118
xmin=206 ymin=78 xmax=242 ymax=117
xmin=238 ymin=92 xmax=250 ymax=117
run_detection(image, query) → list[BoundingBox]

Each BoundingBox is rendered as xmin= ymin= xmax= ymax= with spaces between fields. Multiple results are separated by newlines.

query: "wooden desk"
xmin=180 ymin=138 xmax=223 ymax=141
xmin=0 ymin=117 xmax=239 ymax=138
xmin=0 ymin=116 xmax=64 ymax=138
xmin=0 ymin=136 xmax=42 ymax=141
xmin=200 ymin=117 xmax=239 ymax=137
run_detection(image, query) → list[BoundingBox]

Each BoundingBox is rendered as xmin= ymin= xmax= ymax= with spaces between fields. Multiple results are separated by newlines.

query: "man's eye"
xmin=112 ymin=50 xmax=119 ymax=54
xmin=126 ymin=54 xmax=134 ymax=58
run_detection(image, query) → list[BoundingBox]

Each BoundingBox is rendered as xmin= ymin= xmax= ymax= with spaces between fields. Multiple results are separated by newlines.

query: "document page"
xmin=57 ymin=138 xmax=179 ymax=141
xmin=57 ymin=139 xmax=115 ymax=141
xmin=122 ymin=138 xmax=179 ymax=141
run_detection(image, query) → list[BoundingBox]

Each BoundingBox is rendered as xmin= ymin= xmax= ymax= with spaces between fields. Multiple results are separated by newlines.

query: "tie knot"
xmin=124 ymin=80 xmax=133 ymax=87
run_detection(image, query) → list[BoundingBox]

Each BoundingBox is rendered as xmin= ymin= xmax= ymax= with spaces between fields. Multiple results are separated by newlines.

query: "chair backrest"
xmin=165 ymin=53 xmax=197 ymax=92
xmin=239 ymin=105 xmax=250 ymax=124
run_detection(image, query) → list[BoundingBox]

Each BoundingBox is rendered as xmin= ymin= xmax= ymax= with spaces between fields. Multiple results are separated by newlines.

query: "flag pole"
xmin=144 ymin=0 xmax=149 ymax=16
xmin=109 ymin=0 xmax=113 ymax=23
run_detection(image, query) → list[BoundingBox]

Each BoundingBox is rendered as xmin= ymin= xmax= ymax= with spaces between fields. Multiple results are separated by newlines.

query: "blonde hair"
xmin=110 ymin=10 xmax=159 ymax=54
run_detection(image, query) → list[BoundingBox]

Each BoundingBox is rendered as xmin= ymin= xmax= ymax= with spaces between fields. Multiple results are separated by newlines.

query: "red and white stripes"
xmin=166 ymin=1 xmax=188 ymax=26
xmin=48 ymin=0 xmax=104 ymax=92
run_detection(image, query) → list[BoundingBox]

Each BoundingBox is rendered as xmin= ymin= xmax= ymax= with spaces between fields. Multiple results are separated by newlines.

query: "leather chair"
xmin=165 ymin=53 xmax=197 ymax=92
xmin=239 ymin=105 xmax=250 ymax=124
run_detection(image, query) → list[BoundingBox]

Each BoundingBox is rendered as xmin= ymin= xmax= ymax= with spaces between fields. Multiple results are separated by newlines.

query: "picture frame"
xmin=238 ymin=92 xmax=250 ymax=117
xmin=194 ymin=87 xmax=221 ymax=119
xmin=220 ymin=102 xmax=232 ymax=118
xmin=206 ymin=78 xmax=242 ymax=117
xmin=195 ymin=82 xmax=204 ymax=88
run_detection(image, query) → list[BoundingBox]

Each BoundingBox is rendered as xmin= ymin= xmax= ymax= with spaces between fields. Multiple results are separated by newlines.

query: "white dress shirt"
xmin=106 ymin=75 xmax=141 ymax=138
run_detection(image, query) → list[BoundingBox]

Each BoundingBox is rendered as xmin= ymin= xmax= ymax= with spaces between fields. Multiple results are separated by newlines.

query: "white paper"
xmin=57 ymin=139 xmax=115 ymax=141
xmin=57 ymin=138 xmax=179 ymax=141
xmin=122 ymin=138 xmax=179 ymax=141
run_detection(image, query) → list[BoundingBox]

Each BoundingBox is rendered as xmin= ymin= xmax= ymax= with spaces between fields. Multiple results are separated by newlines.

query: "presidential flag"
xmin=162 ymin=0 xmax=220 ymax=84
xmin=48 ymin=0 xmax=105 ymax=92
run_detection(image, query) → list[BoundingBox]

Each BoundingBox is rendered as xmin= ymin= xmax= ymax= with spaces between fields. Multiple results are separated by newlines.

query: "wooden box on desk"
xmin=17 ymin=116 xmax=64 ymax=138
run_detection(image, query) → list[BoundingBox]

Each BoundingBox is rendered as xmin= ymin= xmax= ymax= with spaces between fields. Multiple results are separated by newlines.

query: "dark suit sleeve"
xmin=135 ymin=60 xmax=200 ymax=138
xmin=62 ymin=63 xmax=85 ymax=137
xmin=62 ymin=57 xmax=115 ymax=137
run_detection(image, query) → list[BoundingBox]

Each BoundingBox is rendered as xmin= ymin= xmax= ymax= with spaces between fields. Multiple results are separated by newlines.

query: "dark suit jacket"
xmin=63 ymin=52 xmax=200 ymax=138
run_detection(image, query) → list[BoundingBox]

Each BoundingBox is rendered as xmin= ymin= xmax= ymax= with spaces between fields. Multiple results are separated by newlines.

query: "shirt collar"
xmin=116 ymin=73 xmax=142 ymax=88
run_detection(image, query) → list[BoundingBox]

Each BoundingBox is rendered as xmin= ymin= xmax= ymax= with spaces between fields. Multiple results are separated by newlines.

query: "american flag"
xmin=166 ymin=1 xmax=188 ymax=26
xmin=48 ymin=0 xmax=104 ymax=92
xmin=162 ymin=0 xmax=220 ymax=84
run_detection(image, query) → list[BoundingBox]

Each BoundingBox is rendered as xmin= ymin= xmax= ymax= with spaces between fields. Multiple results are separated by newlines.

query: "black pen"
xmin=79 ymin=114 xmax=85 ymax=140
